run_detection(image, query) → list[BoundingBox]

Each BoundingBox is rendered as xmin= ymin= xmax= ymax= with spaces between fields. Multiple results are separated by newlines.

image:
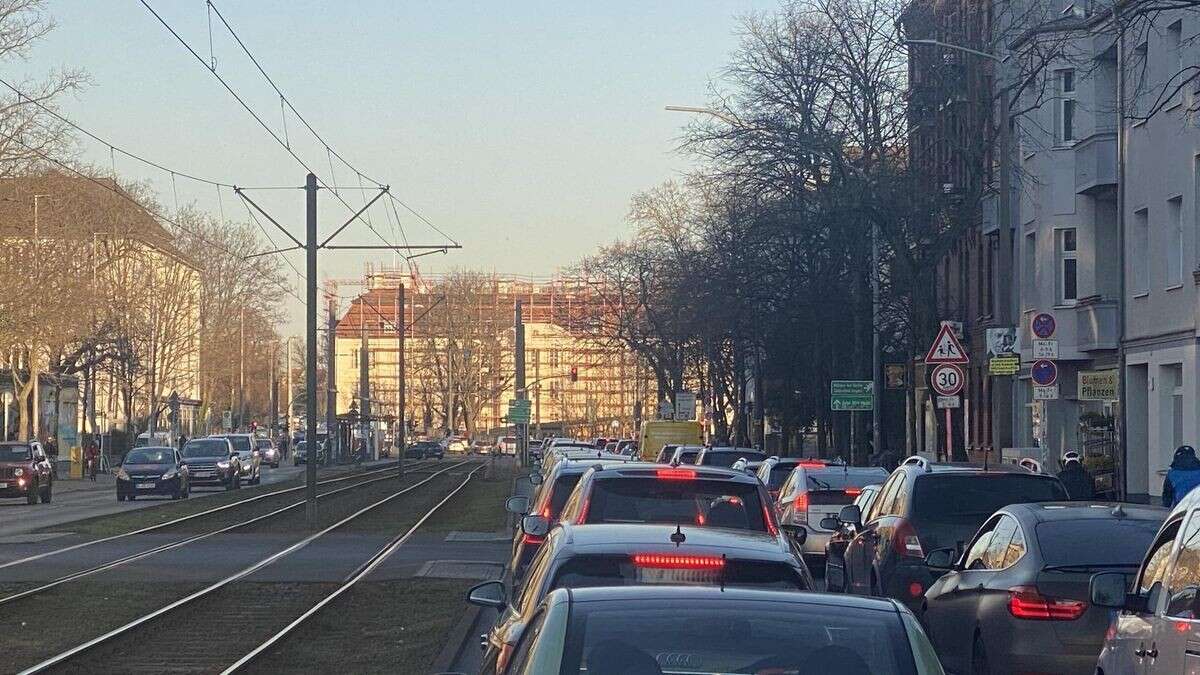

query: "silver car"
xmin=775 ymin=461 xmax=889 ymax=562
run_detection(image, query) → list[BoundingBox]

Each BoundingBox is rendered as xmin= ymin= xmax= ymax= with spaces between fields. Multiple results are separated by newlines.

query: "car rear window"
xmin=551 ymin=555 xmax=806 ymax=591
xmin=700 ymin=450 xmax=767 ymax=467
xmin=583 ymin=477 xmax=768 ymax=531
xmin=767 ymin=463 xmax=799 ymax=489
xmin=912 ymin=474 xmax=1068 ymax=522
xmin=1036 ymin=519 xmax=1161 ymax=566
xmin=802 ymin=469 xmax=888 ymax=491
xmin=549 ymin=474 xmax=584 ymax=519
xmin=561 ymin=599 xmax=915 ymax=675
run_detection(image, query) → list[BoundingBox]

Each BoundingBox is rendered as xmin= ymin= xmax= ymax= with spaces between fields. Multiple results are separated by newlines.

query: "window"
xmin=983 ymin=515 xmax=1020 ymax=569
xmin=871 ymin=473 xmax=904 ymax=520
xmin=1023 ymin=231 xmax=1037 ymax=303
xmin=1057 ymin=228 xmax=1078 ymax=303
xmin=1168 ymin=21 xmax=1184 ymax=109
xmin=1134 ymin=208 xmax=1150 ymax=293
xmin=1138 ymin=519 xmax=1180 ymax=597
xmin=1002 ymin=522 xmax=1027 ymax=567
xmin=964 ymin=519 xmax=998 ymax=570
xmin=1166 ymin=512 xmax=1200 ymax=617
xmin=1056 ymin=69 xmax=1076 ymax=142
xmin=1168 ymin=196 xmax=1183 ymax=286
xmin=508 ymin=608 xmax=548 ymax=672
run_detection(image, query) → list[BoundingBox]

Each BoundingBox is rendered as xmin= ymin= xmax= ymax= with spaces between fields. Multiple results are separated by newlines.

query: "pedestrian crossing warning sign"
xmin=924 ymin=323 xmax=969 ymax=365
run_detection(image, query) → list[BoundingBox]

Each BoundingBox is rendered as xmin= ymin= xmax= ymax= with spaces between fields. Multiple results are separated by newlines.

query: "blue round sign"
xmin=1032 ymin=313 xmax=1056 ymax=339
xmin=1031 ymin=359 xmax=1058 ymax=386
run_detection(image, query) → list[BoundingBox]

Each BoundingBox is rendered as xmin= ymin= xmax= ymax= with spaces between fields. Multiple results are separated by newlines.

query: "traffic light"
xmin=569 ymin=366 xmax=578 ymax=382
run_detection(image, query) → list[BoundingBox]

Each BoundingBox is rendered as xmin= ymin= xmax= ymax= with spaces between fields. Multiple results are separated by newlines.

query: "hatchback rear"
xmin=776 ymin=463 xmax=889 ymax=560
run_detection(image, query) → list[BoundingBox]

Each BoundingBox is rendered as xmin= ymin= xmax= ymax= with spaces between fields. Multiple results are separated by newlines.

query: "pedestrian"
xmin=84 ymin=441 xmax=99 ymax=481
xmin=177 ymin=433 xmax=188 ymax=450
xmin=1163 ymin=445 xmax=1200 ymax=507
xmin=45 ymin=436 xmax=59 ymax=478
xmin=1056 ymin=451 xmax=1094 ymax=500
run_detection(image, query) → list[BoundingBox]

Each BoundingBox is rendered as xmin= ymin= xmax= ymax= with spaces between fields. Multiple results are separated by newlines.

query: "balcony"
xmin=1074 ymin=132 xmax=1117 ymax=195
xmin=1074 ymin=295 xmax=1119 ymax=352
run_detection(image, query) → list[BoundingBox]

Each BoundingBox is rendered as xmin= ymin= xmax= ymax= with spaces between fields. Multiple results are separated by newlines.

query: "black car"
xmin=470 ymin=522 xmax=815 ymax=673
xmin=694 ymin=446 xmax=768 ymax=468
xmin=921 ymin=501 xmax=1165 ymax=675
xmin=293 ymin=440 xmax=327 ymax=465
xmin=823 ymin=482 xmax=882 ymax=592
xmin=841 ymin=456 xmax=1069 ymax=613
xmin=488 ymin=586 xmax=946 ymax=675
xmin=180 ymin=437 xmax=241 ymax=490
xmin=406 ymin=440 xmax=442 ymax=459
xmin=117 ymin=446 xmax=190 ymax=501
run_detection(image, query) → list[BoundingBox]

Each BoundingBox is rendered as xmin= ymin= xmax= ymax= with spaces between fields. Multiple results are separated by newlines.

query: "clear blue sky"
xmin=24 ymin=0 xmax=778 ymax=332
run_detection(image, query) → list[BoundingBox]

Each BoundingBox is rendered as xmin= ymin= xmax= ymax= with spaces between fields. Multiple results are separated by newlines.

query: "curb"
xmin=428 ymin=604 xmax=483 ymax=674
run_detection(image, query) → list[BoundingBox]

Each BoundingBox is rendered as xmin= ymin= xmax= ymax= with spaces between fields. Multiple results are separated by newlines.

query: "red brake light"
xmin=798 ymin=461 xmax=824 ymax=469
xmin=575 ymin=493 xmax=591 ymax=524
xmin=632 ymin=554 xmax=726 ymax=569
xmin=844 ymin=488 xmax=862 ymax=496
xmin=657 ymin=468 xmax=696 ymax=480
xmin=763 ymin=504 xmax=779 ymax=537
xmin=792 ymin=492 xmax=809 ymax=523
xmin=894 ymin=520 xmax=924 ymax=558
xmin=1007 ymin=586 xmax=1087 ymax=620
xmin=522 ymin=533 xmax=544 ymax=546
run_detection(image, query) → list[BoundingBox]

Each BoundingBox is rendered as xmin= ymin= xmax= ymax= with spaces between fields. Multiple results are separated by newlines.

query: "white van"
xmin=134 ymin=431 xmax=171 ymax=448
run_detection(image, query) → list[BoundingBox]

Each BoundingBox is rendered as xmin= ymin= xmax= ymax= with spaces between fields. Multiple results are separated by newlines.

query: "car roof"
xmin=1007 ymin=501 xmax=1168 ymax=523
xmin=559 ymin=523 xmax=789 ymax=560
xmin=561 ymin=584 xmax=900 ymax=613
xmin=558 ymin=459 xmax=636 ymax=474
xmin=704 ymin=447 xmax=763 ymax=454
xmin=130 ymin=446 xmax=174 ymax=452
xmin=588 ymin=463 xmax=758 ymax=483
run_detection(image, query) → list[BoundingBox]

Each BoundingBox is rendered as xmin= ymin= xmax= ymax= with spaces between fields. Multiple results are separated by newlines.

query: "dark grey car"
xmin=920 ymin=501 xmax=1166 ymax=675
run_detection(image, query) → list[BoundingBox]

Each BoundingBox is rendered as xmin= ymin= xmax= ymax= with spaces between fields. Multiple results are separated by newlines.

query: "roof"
xmin=591 ymin=463 xmax=759 ymax=483
xmin=1008 ymin=501 xmax=1168 ymax=523
xmin=556 ymin=459 xmax=635 ymax=474
xmin=561 ymin=523 xmax=789 ymax=560
xmin=562 ymin=584 xmax=898 ymax=614
xmin=0 ymin=173 xmax=190 ymax=263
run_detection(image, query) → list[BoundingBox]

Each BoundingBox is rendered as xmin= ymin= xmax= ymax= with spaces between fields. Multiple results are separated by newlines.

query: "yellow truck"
xmin=639 ymin=420 xmax=703 ymax=461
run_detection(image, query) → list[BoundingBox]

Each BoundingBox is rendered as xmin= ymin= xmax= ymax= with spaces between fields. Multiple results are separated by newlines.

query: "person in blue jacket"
xmin=1163 ymin=445 xmax=1200 ymax=507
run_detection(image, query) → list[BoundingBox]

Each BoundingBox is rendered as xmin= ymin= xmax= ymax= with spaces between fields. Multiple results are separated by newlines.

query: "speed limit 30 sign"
xmin=931 ymin=363 xmax=965 ymax=397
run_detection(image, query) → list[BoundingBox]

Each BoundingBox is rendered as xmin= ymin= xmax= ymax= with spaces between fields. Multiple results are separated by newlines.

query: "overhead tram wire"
xmin=199 ymin=0 xmax=459 ymax=250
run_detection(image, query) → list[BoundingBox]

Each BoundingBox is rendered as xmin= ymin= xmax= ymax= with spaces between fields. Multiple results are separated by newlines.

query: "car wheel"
xmin=171 ymin=487 xmax=182 ymax=500
xmin=971 ymin=634 xmax=990 ymax=675
xmin=26 ymin=480 xmax=38 ymax=505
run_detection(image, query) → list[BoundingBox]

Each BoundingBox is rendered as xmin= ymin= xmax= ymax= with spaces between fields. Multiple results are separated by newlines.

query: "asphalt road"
xmin=0 ymin=463 xmax=307 ymax=539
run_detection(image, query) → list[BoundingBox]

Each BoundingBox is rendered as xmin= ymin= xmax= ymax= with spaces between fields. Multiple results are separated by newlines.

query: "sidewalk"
xmin=53 ymin=472 xmax=116 ymax=494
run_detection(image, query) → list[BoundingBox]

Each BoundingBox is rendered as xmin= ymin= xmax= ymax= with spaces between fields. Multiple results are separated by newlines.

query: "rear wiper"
xmin=1042 ymin=563 xmax=1139 ymax=572
xmin=807 ymin=475 xmax=831 ymax=490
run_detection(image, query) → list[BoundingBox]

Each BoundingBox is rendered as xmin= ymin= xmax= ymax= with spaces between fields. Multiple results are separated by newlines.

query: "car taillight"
xmin=521 ymin=533 xmax=544 ymax=546
xmin=893 ymin=520 xmax=924 ymax=558
xmin=575 ymin=494 xmax=591 ymax=524
xmin=763 ymin=504 xmax=779 ymax=537
xmin=1007 ymin=586 xmax=1087 ymax=620
xmin=657 ymin=468 xmax=696 ymax=480
xmin=792 ymin=493 xmax=809 ymax=523
xmin=844 ymin=488 xmax=861 ymax=496
xmin=632 ymin=554 xmax=725 ymax=569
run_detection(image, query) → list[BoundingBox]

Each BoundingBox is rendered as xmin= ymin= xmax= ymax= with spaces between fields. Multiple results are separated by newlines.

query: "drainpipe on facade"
xmin=1114 ymin=3 xmax=1129 ymax=501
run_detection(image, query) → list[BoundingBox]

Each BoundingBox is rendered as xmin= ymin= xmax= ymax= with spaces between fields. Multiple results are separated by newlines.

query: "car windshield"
xmin=124 ymin=449 xmax=173 ymax=464
xmin=912 ymin=474 xmax=1069 ymax=521
xmin=700 ymin=450 xmax=767 ymax=467
xmin=1036 ymin=518 xmax=1162 ymax=566
xmin=182 ymin=440 xmax=228 ymax=458
xmin=0 ymin=444 xmax=31 ymax=461
xmin=221 ymin=435 xmax=252 ymax=453
xmin=560 ymin=599 xmax=916 ymax=674
xmin=256 ymin=440 xmax=272 ymax=449
xmin=582 ymin=477 xmax=769 ymax=531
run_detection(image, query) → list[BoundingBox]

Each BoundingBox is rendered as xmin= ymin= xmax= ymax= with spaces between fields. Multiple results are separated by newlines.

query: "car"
xmin=539 ymin=447 xmax=626 ymax=478
xmin=775 ymin=461 xmax=889 ymax=564
xmin=1091 ymin=487 xmax=1200 ymax=674
xmin=921 ymin=501 xmax=1165 ymax=675
xmin=497 ymin=436 xmax=518 ymax=455
xmin=405 ymin=440 xmax=442 ymax=459
xmin=443 ymin=436 xmax=468 ymax=454
xmin=668 ymin=444 xmax=704 ymax=465
xmin=213 ymin=433 xmax=262 ymax=485
xmin=823 ymin=482 xmax=882 ymax=592
xmin=292 ymin=439 xmax=327 ymax=466
xmin=527 ymin=438 xmax=544 ymax=461
xmin=592 ymin=437 xmax=615 ymax=450
xmin=614 ymin=438 xmax=638 ymax=456
xmin=504 ymin=457 xmax=639 ymax=583
xmin=470 ymin=522 xmax=815 ymax=672
xmin=255 ymin=437 xmax=280 ymax=468
xmin=755 ymin=456 xmax=806 ymax=501
xmin=841 ymin=455 xmax=1069 ymax=613
xmin=180 ymin=437 xmax=241 ymax=490
xmin=0 ymin=440 xmax=53 ymax=504
xmin=694 ymin=446 xmax=768 ymax=468
xmin=487 ymin=585 xmax=947 ymax=675
xmin=471 ymin=439 xmax=493 ymax=455
xmin=654 ymin=443 xmax=679 ymax=463
xmin=116 ymin=446 xmax=190 ymax=501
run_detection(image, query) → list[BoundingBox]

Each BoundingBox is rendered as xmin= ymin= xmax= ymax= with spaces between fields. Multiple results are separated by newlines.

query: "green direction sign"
xmin=507 ymin=398 xmax=532 ymax=423
xmin=830 ymin=380 xmax=873 ymax=411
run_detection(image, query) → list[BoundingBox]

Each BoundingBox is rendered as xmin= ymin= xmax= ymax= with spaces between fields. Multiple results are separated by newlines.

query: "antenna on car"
xmin=719 ymin=553 xmax=728 ymax=592
xmin=671 ymin=523 xmax=686 ymax=546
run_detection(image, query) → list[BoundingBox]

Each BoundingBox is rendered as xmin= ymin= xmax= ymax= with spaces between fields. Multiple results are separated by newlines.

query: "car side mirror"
xmin=924 ymin=547 xmax=958 ymax=570
xmin=819 ymin=516 xmax=841 ymax=530
xmin=838 ymin=504 xmax=862 ymax=526
xmin=1091 ymin=571 xmax=1137 ymax=609
xmin=466 ymin=580 xmax=507 ymax=609
xmin=528 ymin=472 xmax=543 ymax=486
xmin=521 ymin=514 xmax=551 ymax=537
xmin=506 ymin=496 xmax=530 ymax=515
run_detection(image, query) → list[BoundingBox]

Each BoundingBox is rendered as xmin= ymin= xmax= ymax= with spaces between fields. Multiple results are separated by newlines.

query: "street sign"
xmin=1031 ymin=313 xmax=1056 ymax=339
xmin=1033 ymin=385 xmax=1059 ymax=400
xmin=674 ymin=391 xmax=696 ymax=421
xmin=930 ymin=364 xmax=965 ymax=396
xmin=1079 ymin=369 xmax=1118 ymax=401
xmin=1032 ymin=339 xmax=1059 ymax=359
xmin=989 ymin=354 xmax=1020 ymax=376
xmin=222 ymin=410 xmax=232 ymax=430
xmin=830 ymin=380 xmax=873 ymax=411
xmin=1031 ymin=359 xmax=1058 ymax=387
xmin=936 ymin=395 xmax=961 ymax=409
xmin=924 ymin=323 xmax=969 ymax=365
xmin=507 ymin=398 xmax=531 ymax=424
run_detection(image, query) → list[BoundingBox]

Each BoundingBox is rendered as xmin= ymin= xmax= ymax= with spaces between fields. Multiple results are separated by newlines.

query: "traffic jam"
xmin=463 ymin=429 xmax=1200 ymax=674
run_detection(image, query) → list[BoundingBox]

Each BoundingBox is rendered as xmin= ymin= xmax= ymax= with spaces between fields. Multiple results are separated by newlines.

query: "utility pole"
xmin=325 ymin=298 xmax=337 ymax=463
xmin=515 ymin=300 xmax=527 ymax=465
xmin=533 ymin=349 xmax=541 ymax=439
xmin=359 ymin=309 xmax=370 ymax=462
xmin=239 ymin=307 xmax=246 ymax=431
xmin=285 ymin=337 xmax=293 ymax=444
xmin=871 ymin=223 xmax=883 ymax=462
xmin=269 ymin=343 xmax=277 ymax=441
xmin=304 ymin=173 xmax=318 ymax=528
xmin=396 ymin=283 xmax=405 ymax=477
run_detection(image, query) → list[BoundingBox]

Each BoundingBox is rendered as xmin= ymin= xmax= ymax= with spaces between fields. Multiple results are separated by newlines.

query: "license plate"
xmin=136 ymin=483 xmax=157 ymax=489
xmin=194 ymin=471 xmax=213 ymax=478
xmin=0 ymin=482 xmax=6 ymax=489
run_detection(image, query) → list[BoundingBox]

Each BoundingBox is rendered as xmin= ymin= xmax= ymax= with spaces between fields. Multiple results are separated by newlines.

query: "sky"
xmin=22 ymin=0 xmax=780 ymax=334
